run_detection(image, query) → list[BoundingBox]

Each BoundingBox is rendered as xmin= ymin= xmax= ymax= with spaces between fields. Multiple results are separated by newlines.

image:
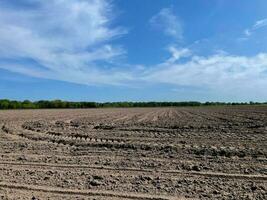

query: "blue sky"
xmin=0 ymin=0 xmax=267 ymax=102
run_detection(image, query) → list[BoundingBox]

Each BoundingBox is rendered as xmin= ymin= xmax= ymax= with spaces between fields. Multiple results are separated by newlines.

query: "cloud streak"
xmin=254 ymin=18 xmax=267 ymax=29
xmin=145 ymin=49 xmax=267 ymax=85
xmin=0 ymin=0 xmax=128 ymax=85
xmin=143 ymin=48 xmax=267 ymax=98
xmin=244 ymin=18 xmax=267 ymax=36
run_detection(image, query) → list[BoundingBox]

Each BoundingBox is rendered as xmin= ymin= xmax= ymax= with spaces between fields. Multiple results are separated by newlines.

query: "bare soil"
xmin=0 ymin=106 xmax=266 ymax=199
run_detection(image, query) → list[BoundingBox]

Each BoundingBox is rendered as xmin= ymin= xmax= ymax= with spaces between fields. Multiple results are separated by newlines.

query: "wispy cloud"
xmin=150 ymin=8 xmax=183 ymax=41
xmin=142 ymin=47 xmax=267 ymax=98
xmin=166 ymin=46 xmax=191 ymax=63
xmin=254 ymin=18 xmax=267 ymax=29
xmin=0 ymin=0 xmax=128 ymax=85
xmin=244 ymin=18 xmax=267 ymax=36
xmin=0 ymin=1 xmax=267 ymax=99
xmin=244 ymin=29 xmax=251 ymax=37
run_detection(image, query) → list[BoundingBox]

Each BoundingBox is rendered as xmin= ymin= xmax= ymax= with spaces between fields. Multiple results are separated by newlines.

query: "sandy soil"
xmin=0 ymin=107 xmax=266 ymax=199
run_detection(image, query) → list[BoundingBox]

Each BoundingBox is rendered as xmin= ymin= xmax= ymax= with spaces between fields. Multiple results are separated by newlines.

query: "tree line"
xmin=0 ymin=99 xmax=266 ymax=109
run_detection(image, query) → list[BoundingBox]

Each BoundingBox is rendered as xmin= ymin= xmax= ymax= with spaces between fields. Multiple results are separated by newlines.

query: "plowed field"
xmin=0 ymin=107 xmax=266 ymax=199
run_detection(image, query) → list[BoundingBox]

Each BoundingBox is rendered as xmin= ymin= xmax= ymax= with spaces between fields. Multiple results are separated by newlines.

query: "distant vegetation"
xmin=0 ymin=99 xmax=266 ymax=109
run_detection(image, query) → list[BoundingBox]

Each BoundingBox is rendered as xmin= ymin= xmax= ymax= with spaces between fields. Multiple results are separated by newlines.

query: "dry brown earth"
xmin=0 ymin=106 xmax=266 ymax=199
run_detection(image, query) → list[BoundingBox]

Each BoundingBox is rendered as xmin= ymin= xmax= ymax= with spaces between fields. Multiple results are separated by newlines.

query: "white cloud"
xmin=0 ymin=0 xmax=129 ymax=85
xmin=142 ymin=47 xmax=267 ymax=97
xmin=150 ymin=8 xmax=183 ymax=41
xmin=244 ymin=29 xmax=251 ymax=36
xmin=254 ymin=18 xmax=267 ymax=29
xmin=243 ymin=18 xmax=267 ymax=37
xmin=0 ymin=1 xmax=266 ymax=100
xmin=166 ymin=46 xmax=191 ymax=63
